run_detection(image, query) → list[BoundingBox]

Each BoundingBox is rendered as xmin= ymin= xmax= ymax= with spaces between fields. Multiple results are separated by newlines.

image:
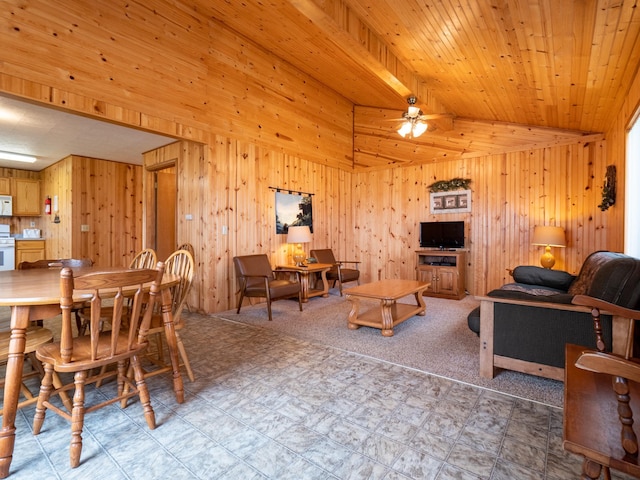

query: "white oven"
xmin=0 ymin=225 xmax=15 ymax=271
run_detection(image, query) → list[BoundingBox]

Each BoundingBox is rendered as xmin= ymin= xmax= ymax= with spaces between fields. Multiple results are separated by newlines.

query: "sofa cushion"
xmin=487 ymin=287 xmax=574 ymax=304
xmin=511 ymin=266 xmax=576 ymax=291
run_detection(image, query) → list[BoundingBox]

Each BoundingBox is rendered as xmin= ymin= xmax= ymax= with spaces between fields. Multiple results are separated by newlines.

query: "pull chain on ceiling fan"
xmin=397 ymin=96 xmax=428 ymax=138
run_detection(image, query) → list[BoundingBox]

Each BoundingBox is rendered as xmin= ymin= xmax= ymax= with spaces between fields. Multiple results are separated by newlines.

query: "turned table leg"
xmin=346 ymin=295 xmax=361 ymax=330
xmin=380 ymin=299 xmax=395 ymax=337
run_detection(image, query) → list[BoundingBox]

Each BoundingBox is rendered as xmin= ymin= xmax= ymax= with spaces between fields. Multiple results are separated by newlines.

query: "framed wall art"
xmin=274 ymin=191 xmax=313 ymax=234
xmin=430 ymin=189 xmax=471 ymax=214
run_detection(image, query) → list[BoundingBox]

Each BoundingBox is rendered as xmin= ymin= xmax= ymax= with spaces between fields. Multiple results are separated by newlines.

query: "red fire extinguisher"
xmin=44 ymin=195 xmax=51 ymax=215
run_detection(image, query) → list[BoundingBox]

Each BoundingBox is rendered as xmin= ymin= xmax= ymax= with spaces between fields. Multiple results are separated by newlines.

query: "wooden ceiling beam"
xmin=287 ymin=0 xmax=448 ymax=115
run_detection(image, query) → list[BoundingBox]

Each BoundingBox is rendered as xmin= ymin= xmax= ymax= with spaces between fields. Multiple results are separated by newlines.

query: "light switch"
xmin=81 ymin=224 xmax=89 ymax=232
xmin=185 ymin=214 xmax=193 ymax=221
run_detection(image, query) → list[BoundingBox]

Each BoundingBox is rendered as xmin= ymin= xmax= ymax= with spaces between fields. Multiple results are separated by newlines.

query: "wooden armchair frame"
xmin=563 ymin=295 xmax=640 ymax=479
xmin=233 ymin=254 xmax=303 ymax=321
xmin=309 ymin=248 xmax=360 ymax=296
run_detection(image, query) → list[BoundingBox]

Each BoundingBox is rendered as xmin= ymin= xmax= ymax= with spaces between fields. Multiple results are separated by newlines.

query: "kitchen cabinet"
xmin=415 ymin=250 xmax=466 ymax=300
xmin=15 ymin=239 xmax=45 ymax=267
xmin=12 ymin=178 xmax=41 ymax=216
xmin=0 ymin=178 xmax=10 ymax=195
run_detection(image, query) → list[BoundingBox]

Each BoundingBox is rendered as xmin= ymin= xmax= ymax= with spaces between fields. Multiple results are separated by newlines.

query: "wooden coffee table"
xmin=344 ymin=279 xmax=430 ymax=336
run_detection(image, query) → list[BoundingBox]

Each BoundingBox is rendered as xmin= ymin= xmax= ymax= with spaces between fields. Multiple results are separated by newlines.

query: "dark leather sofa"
xmin=469 ymin=251 xmax=640 ymax=380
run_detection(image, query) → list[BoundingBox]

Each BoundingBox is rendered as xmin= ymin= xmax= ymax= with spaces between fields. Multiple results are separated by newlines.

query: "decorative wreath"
xmin=428 ymin=178 xmax=472 ymax=192
xmin=598 ymin=165 xmax=616 ymax=211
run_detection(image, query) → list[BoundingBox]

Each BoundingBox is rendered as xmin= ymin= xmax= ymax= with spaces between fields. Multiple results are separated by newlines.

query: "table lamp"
xmin=532 ymin=226 xmax=566 ymax=269
xmin=287 ymin=225 xmax=312 ymax=266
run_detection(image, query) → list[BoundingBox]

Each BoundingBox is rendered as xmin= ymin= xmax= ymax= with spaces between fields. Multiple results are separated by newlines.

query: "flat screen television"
xmin=419 ymin=221 xmax=465 ymax=249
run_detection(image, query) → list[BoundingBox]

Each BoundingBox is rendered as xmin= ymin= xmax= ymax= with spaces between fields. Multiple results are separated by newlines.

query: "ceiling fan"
xmin=393 ymin=96 xmax=451 ymax=138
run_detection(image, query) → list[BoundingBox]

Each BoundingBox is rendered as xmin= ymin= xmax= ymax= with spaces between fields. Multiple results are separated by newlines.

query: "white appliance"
xmin=0 ymin=196 xmax=11 ymax=217
xmin=0 ymin=225 xmax=15 ymax=271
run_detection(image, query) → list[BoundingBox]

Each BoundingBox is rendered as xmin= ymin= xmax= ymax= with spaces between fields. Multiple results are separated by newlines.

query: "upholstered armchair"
xmin=233 ymin=254 xmax=303 ymax=321
xmin=309 ymin=249 xmax=360 ymax=295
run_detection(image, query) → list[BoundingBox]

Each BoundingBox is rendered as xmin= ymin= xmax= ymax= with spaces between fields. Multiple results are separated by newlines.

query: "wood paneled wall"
xmin=0 ymin=0 xmax=636 ymax=314
xmin=352 ymin=139 xmax=617 ymax=296
xmin=41 ymin=155 xmax=144 ymax=267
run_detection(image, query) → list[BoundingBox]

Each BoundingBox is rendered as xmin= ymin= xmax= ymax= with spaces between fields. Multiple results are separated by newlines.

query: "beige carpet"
xmin=215 ymin=291 xmax=564 ymax=408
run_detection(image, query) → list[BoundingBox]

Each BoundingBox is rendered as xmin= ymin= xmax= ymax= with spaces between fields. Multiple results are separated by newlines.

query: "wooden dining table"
xmin=0 ymin=266 xmax=183 ymax=478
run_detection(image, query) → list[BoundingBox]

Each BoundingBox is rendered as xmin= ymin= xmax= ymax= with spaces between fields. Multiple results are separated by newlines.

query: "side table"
xmin=275 ymin=263 xmax=332 ymax=302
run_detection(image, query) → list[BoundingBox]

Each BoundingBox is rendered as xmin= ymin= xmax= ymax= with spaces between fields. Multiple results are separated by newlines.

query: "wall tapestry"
xmin=430 ymin=189 xmax=472 ymax=214
xmin=275 ymin=191 xmax=313 ymax=234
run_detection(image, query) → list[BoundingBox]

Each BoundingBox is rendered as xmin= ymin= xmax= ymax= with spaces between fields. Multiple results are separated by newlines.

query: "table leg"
xmin=318 ymin=269 xmax=329 ymax=297
xmin=160 ymin=288 xmax=184 ymax=403
xmin=346 ymin=295 xmax=361 ymax=330
xmin=299 ymin=272 xmax=311 ymax=303
xmin=414 ymin=290 xmax=427 ymax=316
xmin=380 ymin=299 xmax=395 ymax=337
xmin=0 ymin=307 xmax=29 ymax=478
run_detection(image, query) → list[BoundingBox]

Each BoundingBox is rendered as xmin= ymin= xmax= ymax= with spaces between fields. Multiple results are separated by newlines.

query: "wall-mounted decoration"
xmin=428 ymin=178 xmax=472 ymax=192
xmin=430 ymin=189 xmax=471 ymax=214
xmin=598 ymin=165 xmax=616 ymax=211
xmin=273 ymin=188 xmax=313 ymax=234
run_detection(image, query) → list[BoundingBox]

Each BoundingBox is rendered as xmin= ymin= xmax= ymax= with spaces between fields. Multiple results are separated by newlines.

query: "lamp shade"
xmin=532 ymin=226 xmax=566 ymax=247
xmin=286 ymin=225 xmax=312 ymax=244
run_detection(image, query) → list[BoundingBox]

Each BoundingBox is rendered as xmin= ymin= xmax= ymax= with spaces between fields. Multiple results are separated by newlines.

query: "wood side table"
xmin=344 ymin=279 xmax=430 ymax=336
xmin=275 ymin=263 xmax=332 ymax=302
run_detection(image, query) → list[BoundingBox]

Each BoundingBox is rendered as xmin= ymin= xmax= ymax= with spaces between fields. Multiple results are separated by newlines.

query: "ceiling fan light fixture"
xmin=413 ymin=121 xmax=428 ymax=137
xmin=407 ymin=105 xmax=420 ymax=117
xmin=397 ymin=122 xmax=412 ymax=138
xmin=397 ymin=96 xmax=428 ymax=139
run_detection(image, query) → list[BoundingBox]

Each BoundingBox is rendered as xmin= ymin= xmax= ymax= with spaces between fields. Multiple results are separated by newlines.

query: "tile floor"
xmin=4 ymin=313 xmax=636 ymax=479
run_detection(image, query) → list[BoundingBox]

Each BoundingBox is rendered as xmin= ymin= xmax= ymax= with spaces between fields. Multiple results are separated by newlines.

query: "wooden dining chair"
xmin=309 ymin=248 xmax=360 ymax=295
xmin=563 ymin=295 xmax=640 ymax=479
xmin=18 ymin=258 xmax=94 ymax=329
xmin=130 ymin=248 xmax=157 ymax=269
xmin=0 ymin=326 xmax=72 ymax=414
xmin=142 ymin=249 xmax=196 ymax=382
xmin=76 ymin=250 xmax=156 ymax=336
xmin=32 ymin=264 xmax=165 ymax=468
xmin=176 ymin=243 xmax=194 ymax=312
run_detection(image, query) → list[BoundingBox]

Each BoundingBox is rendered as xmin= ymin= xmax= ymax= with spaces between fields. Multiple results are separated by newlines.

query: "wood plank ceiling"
xmin=193 ymin=0 xmax=640 ymax=170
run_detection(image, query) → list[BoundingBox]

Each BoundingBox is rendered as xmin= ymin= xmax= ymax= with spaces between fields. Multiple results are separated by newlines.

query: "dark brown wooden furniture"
xmin=309 ymin=248 xmax=360 ymax=295
xmin=233 ymin=254 xmax=302 ymax=321
xmin=32 ymin=265 xmax=165 ymax=468
xmin=563 ymin=295 xmax=640 ymax=479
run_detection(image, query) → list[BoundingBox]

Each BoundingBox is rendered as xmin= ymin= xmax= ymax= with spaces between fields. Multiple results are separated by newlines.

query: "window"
xmin=625 ymin=111 xmax=640 ymax=257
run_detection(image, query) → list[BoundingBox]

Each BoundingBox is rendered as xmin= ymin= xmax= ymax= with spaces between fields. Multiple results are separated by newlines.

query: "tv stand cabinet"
xmin=415 ymin=250 xmax=466 ymax=300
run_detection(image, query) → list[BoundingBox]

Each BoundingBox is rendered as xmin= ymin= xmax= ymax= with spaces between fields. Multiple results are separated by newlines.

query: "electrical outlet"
xmin=80 ymin=224 xmax=89 ymax=232
xmin=30 ymin=221 xmax=35 ymax=227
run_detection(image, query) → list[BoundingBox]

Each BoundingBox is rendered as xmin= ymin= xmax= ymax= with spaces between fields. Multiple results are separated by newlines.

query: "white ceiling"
xmin=0 ymin=94 xmax=176 ymax=172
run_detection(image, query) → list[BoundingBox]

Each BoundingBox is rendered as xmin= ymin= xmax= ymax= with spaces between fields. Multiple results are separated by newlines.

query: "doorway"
xmin=155 ymin=167 xmax=177 ymax=261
